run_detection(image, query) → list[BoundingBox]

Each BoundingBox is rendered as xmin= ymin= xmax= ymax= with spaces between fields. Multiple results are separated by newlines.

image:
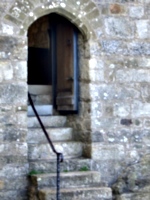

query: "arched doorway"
xmin=27 ymin=13 xmax=79 ymax=115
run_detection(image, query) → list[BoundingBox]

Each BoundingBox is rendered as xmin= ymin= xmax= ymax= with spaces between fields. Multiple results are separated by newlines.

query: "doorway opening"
xmin=27 ymin=13 xmax=79 ymax=116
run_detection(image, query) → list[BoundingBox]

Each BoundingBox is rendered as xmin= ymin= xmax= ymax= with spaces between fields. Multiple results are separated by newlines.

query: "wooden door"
xmin=50 ymin=14 xmax=79 ymax=113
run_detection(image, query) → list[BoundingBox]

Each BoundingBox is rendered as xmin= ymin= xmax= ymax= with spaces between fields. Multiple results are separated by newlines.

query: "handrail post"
xmin=56 ymin=153 xmax=63 ymax=200
xmin=56 ymin=153 xmax=60 ymax=200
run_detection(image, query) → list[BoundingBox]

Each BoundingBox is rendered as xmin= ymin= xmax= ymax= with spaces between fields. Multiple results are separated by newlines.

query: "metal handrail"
xmin=28 ymin=92 xmax=63 ymax=200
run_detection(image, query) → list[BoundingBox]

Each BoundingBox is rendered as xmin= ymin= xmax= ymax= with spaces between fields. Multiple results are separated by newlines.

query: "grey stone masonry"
xmin=0 ymin=0 xmax=150 ymax=199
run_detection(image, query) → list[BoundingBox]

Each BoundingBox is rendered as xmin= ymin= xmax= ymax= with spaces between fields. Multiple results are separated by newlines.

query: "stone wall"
xmin=0 ymin=33 xmax=28 ymax=198
xmin=88 ymin=1 xmax=150 ymax=186
xmin=0 ymin=0 xmax=150 ymax=199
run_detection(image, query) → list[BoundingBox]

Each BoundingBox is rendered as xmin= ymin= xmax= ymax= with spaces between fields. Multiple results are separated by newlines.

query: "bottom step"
xmin=38 ymin=187 xmax=112 ymax=200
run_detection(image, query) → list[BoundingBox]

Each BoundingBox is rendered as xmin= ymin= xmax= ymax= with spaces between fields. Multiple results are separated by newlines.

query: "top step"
xmin=27 ymin=105 xmax=53 ymax=116
xmin=27 ymin=116 xmax=66 ymax=128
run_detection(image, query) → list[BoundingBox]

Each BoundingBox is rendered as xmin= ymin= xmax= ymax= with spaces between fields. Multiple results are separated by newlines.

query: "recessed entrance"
xmin=27 ymin=13 xmax=79 ymax=115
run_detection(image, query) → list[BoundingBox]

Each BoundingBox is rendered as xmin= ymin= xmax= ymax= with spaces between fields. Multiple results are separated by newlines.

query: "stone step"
xmin=27 ymin=116 xmax=66 ymax=128
xmin=29 ymin=158 xmax=92 ymax=173
xmin=27 ymin=127 xmax=73 ymax=143
xmin=38 ymin=187 xmax=112 ymax=200
xmin=28 ymin=142 xmax=83 ymax=160
xmin=28 ymin=85 xmax=52 ymax=95
xmin=30 ymin=171 xmax=101 ymax=189
xmin=27 ymin=105 xmax=53 ymax=116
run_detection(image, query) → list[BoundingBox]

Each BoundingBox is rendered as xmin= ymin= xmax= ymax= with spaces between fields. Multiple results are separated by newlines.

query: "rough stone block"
xmin=91 ymin=143 xmax=125 ymax=160
xmin=27 ymin=127 xmax=73 ymax=143
xmin=114 ymin=103 xmax=130 ymax=117
xmin=128 ymin=42 xmax=150 ymax=56
xmin=13 ymin=61 xmax=27 ymax=80
xmin=101 ymin=40 xmax=127 ymax=55
xmin=116 ymin=69 xmax=150 ymax=82
xmin=4 ymin=14 xmax=22 ymax=27
xmin=0 ymin=83 xmax=27 ymax=105
xmin=30 ymin=171 xmax=101 ymax=189
xmin=89 ymin=58 xmax=104 ymax=70
xmin=9 ymin=4 xmax=27 ymax=20
xmin=129 ymin=6 xmax=144 ymax=18
xmin=27 ymin=116 xmax=66 ymax=128
xmin=0 ymin=22 xmax=15 ymax=35
xmin=1 ymin=126 xmax=27 ymax=142
xmin=39 ymin=187 xmax=112 ymax=200
xmin=0 ymin=180 xmax=4 ymax=189
xmin=131 ymin=101 xmax=150 ymax=117
xmin=136 ymin=20 xmax=150 ymax=39
xmin=107 ymin=129 xmax=130 ymax=144
xmin=0 ymin=61 xmax=13 ymax=82
xmin=29 ymin=158 xmax=91 ymax=173
xmin=89 ymin=69 xmax=104 ymax=82
xmin=0 ymin=142 xmax=27 ymax=157
xmin=105 ymin=17 xmax=134 ymax=39
xmin=3 ymin=176 xmax=28 ymax=190
xmin=80 ymin=83 xmax=90 ymax=100
xmin=0 ymin=163 xmax=28 ymax=177
xmin=28 ymin=142 xmax=83 ymax=160
xmin=91 ymin=117 xmax=119 ymax=130
xmin=0 ymin=190 xmax=28 ymax=200
xmin=109 ymin=4 xmax=125 ymax=14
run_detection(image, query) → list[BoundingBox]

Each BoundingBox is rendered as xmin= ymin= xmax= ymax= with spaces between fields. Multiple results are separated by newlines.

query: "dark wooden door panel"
xmin=50 ymin=14 xmax=79 ymax=112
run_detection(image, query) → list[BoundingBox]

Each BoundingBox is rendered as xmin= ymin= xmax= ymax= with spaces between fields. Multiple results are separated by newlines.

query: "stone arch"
xmin=4 ymin=0 xmax=102 ymax=152
xmin=5 ymin=0 xmax=101 ymax=41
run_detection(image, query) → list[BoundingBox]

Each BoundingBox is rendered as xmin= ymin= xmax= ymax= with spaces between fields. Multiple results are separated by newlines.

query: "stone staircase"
xmin=27 ymin=115 xmax=112 ymax=200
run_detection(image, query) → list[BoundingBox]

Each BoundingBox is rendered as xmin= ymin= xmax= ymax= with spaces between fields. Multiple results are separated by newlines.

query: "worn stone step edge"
xmin=30 ymin=171 xmax=101 ymax=188
xmin=29 ymin=158 xmax=92 ymax=173
xmin=28 ymin=105 xmax=53 ymax=116
xmin=28 ymin=142 xmax=83 ymax=160
xmin=27 ymin=116 xmax=66 ymax=128
xmin=38 ymin=187 xmax=112 ymax=200
xmin=27 ymin=127 xmax=73 ymax=143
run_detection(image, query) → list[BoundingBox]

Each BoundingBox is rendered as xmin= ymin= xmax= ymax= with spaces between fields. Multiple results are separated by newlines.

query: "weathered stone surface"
xmin=0 ymin=61 xmax=13 ymax=82
xmin=0 ymin=0 xmax=150 ymax=199
xmin=114 ymin=103 xmax=130 ymax=117
xmin=27 ymin=116 xmax=66 ymax=128
xmin=0 ymin=83 xmax=27 ymax=104
xmin=116 ymin=69 xmax=150 ymax=82
xmin=38 ymin=187 xmax=112 ymax=200
xmin=30 ymin=171 xmax=101 ymax=189
xmin=28 ymin=142 xmax=83 ymax=160
xmin=136 ymin=20 xmax=150 ymax=39
xmin=131 ymin=101 xmax=150 ymax=117
xmin=109 ymin=4 xmax=125 ymax=14
xmin=101 ymin=40 xmax=127 ymax=55
xmin=91 ymin=117 xmax=119 ymax=130
xmin=129 ymin=6 xmax=144 ymax=18
xmin=105 ymin=17 xmax=134 ymax=39
xmin=27 ymin=127 xmax=73 ymax=143
xmin=0 ymin=142 xmax=27 ymax=156
xmin=1 ymin=126 xmax=27 ymax=142
xmin=0 ymin=163 xmax=28 ymax=178
xmin=13 ymin=61 xmax=27 ymax=80
xmin=91 ymin=143 xmax=125 ymax=160
xmin=112 ymin=154 xmax=150 ymax=199
xmin=0 ymin=190 xmax=28 ymax=200
xmin=27 ymin=105 xmax=53 ymax=116
xmin=0 ymin=22 xmax=17 ymax=36
xmin=29 ymin=158 xmax=91 ymax=173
